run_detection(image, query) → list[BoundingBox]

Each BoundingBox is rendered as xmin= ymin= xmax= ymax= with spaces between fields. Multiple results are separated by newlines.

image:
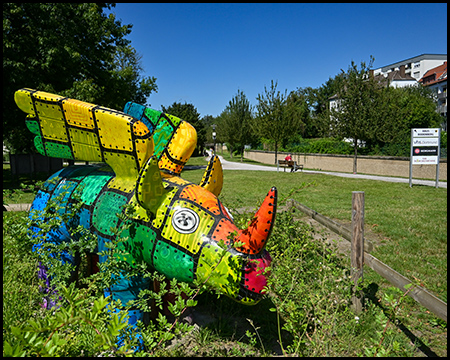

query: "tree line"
xmin=213 ymin=55 xmax=444 ymax=172
xmin=3 ymin=4 xmax=445 ymax=171
xmin=3 ymin=3 xmax=157 ymax=154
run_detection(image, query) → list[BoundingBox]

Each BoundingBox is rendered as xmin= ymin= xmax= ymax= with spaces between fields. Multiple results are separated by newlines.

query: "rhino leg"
xmin=102 ymin=273 xmax=152 ymax=349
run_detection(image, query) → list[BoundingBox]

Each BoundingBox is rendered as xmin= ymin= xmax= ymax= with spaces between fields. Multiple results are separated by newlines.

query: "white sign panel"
xmin=412 ymin=156 xmax=439 ymax=165
xmin=411 ymin=128 xmax=440 ymax=165
xmin=409 ymin=128 xmax=441 ymax=187
xmin=412 ymin=128 xmax=440 ymax=137
xmin=412 ymin=138 xmax=440 ymax=146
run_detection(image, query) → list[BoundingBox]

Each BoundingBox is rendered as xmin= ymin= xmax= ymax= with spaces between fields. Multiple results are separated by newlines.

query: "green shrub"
xmin=282 ymin=137 xmax=354 ymax=155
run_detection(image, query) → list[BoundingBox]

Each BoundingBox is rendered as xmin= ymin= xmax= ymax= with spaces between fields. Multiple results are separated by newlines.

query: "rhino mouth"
xmin=239 ymin=249 xmax=272 ymax=301
xmin=228 ymin=187 xmax=277 ymax=303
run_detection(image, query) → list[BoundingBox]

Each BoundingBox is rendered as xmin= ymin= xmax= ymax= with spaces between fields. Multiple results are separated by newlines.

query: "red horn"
xmin=235 ymin=187 xmax=277 ymax=255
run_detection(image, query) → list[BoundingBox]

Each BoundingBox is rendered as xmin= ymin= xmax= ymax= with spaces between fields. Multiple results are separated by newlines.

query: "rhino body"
xmin=16 ymin=88 xmax=277 ymax=330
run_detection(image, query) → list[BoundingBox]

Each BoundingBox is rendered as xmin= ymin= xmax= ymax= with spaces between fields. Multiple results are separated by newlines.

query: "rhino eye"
xmin=172 ymin=208 xmax=200 ymax=234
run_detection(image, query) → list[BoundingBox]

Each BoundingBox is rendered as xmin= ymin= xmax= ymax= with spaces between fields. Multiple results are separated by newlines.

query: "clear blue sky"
xmin=105 ymin=3 xmax=447 ymax=118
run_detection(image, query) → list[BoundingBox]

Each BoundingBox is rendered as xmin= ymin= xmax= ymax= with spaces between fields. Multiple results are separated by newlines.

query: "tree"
xmin=313 ymin=74 xmax=346 ymax=137
xmin=290 ymin=87 xmax=322 ymax=138
xmin=377 ymin=85 xmax=443 ymax=155
xmin=323 ymin=58 xmax=443 ymax=159
xmin=218 ymin=90 xmax=254 ymax=161
xmin=161 ymin=102 xmax=205 ymax=156
xmin=388 ymin=85 xmax=442 ymax=142
xmin=329 ymin=56 xmax=384 ymax=173
xmin=3 ymin=3 xmax=157 ymax=154
xmin=254 ymin=80 xmax=304 ymax=164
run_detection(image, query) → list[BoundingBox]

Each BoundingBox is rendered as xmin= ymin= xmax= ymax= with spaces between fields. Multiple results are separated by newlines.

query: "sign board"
xmin=413 ymin=146 xmax=439 ymax=156
xmin=410 ymin=128 xmax=441 ymax=187
xmin=412 ymin=156 xmax=440 ymax=164
xmin=412 ymin=128 xmax=440 ymax=137
xmin=411 ymin=128 xmax=440 ymax=165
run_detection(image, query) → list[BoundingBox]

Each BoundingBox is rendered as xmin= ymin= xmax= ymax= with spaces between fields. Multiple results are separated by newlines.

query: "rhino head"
xmin=121 ymin=154 xmax=277 ymax=304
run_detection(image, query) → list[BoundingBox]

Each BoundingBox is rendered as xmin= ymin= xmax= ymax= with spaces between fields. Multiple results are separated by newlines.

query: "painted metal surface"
xmin=15 ymin=88 xmax=277 ymax=328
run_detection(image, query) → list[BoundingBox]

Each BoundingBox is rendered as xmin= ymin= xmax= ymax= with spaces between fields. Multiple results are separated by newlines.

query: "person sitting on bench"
xmin=285 ymin=153 xmax=295 ymax=172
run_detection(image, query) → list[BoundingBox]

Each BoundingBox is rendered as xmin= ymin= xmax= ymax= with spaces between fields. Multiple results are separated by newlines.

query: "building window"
xmin=413 ymin=62 xmax=420 ymax=68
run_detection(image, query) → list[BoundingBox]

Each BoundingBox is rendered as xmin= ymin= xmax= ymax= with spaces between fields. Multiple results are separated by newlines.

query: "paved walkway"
xmin=4 ymin=156 xmax=446 ymax=212
xmin=4 ymin=203 xmax=32 ymax=212
xmin=212 ymin=155 xmax=447 ymax=189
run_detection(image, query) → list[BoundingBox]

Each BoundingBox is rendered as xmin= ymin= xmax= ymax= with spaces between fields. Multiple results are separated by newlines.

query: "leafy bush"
xmin=3 ymin=190 xmax=202 ymax=356
xmin=280 ymin=137 xmax=354 ymax=155
xmin=266 ymin=210 xmax=420 ymax=356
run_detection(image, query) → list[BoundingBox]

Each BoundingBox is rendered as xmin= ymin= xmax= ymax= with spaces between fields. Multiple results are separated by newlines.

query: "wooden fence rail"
xmin=287 ymin=198 xmax=447 ymax=322
xmin=286 ymin=199 xmax=373 ymax=253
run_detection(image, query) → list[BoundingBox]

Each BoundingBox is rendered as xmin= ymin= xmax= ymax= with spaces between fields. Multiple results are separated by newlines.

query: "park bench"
xmin=277 ymin=159 xmax=303 ymax=172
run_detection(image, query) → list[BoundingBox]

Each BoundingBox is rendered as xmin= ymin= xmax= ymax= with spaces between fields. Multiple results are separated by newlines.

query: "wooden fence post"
xmin=287 ymin=198 xmax=447 ymax=321
xmin=351 ymin=191 xmax=365 ymax=313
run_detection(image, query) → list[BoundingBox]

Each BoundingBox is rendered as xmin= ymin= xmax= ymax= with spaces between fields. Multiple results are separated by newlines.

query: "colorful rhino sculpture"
xmin=14 ymin=88 xmax=277 ymax=327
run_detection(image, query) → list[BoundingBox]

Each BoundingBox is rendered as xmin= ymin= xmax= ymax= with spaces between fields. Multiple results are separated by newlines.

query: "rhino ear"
xmin=199 ymin=155 xmax=223 ymax=197
xmin=136 ymin=156 xmax=169 ymax=215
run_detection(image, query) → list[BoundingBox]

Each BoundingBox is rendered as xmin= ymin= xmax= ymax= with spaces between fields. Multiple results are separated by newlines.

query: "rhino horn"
xmin=199 ymin=155 xmax=223 ymax=197
xmin=235 ymin=187 xmax=277 ymax=255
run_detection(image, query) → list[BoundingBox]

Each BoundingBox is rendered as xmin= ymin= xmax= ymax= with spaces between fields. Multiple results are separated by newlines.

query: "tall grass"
xmin=3 ymin=209 xmax=429 ymax=356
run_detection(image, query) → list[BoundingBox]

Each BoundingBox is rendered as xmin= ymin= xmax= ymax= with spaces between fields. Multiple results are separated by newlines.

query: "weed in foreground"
xmin=3 ymin=187 xmax=261 ymax=356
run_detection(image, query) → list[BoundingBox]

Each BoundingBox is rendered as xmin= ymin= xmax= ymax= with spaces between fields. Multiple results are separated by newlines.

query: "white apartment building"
xmin=420 ymin=61 xmax=447 ymax=131
xmin=329 ymin=54 xmax=448 ymax=137
xmin=372 ymin=53 xmax=447 ymax=81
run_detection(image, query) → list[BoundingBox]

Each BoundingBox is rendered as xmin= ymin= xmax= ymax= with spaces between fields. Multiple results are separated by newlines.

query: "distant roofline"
xmin=375 ymin=54 xmax=447 ymax=72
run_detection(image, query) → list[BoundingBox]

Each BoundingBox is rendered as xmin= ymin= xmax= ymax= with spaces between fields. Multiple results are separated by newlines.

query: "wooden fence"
xmin=287 ymin=196 xmax=447 ymax=322
xmin=9 ymin=153 xmax=63 ymax=176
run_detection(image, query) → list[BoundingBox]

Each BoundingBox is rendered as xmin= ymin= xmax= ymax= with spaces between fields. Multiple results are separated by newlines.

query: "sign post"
xmin=410 ymin=128 xmax=441 ymax=188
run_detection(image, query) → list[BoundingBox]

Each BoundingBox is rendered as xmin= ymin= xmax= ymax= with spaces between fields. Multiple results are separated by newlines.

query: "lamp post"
xmin=212 ymin=124 xmax=216 ymax=156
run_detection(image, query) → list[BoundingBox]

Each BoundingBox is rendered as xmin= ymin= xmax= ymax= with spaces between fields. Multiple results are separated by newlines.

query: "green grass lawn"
xmin=4 ymin=158 xmax=447 ymax=301
xmin=181 ymin=163 xmax=447 ymax=301
xmin=181 ymin=156 xmax=448 ymax=356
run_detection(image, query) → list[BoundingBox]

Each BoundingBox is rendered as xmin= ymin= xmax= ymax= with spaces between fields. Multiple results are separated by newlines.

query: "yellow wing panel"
xmin=14 ymin=88 xmax=37 ymax=117
xmin=69 ymin=128 xmax=102 ymax=162
xmin=95 ymin=109 xmax=134 ymax=152
xmin=39 ymin=117 xmax=68 ymax=142
xmin=14 ymin=88 xmax=154 ymax=185
xmin=63 ymin=99 xmax=96 ymax=129
xmin=35 ymin=98 xmax=64 ymax=121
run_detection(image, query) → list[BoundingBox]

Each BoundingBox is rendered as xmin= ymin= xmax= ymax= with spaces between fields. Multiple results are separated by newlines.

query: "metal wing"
xmin=14 ymin=88 xmax=154 ymax=192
